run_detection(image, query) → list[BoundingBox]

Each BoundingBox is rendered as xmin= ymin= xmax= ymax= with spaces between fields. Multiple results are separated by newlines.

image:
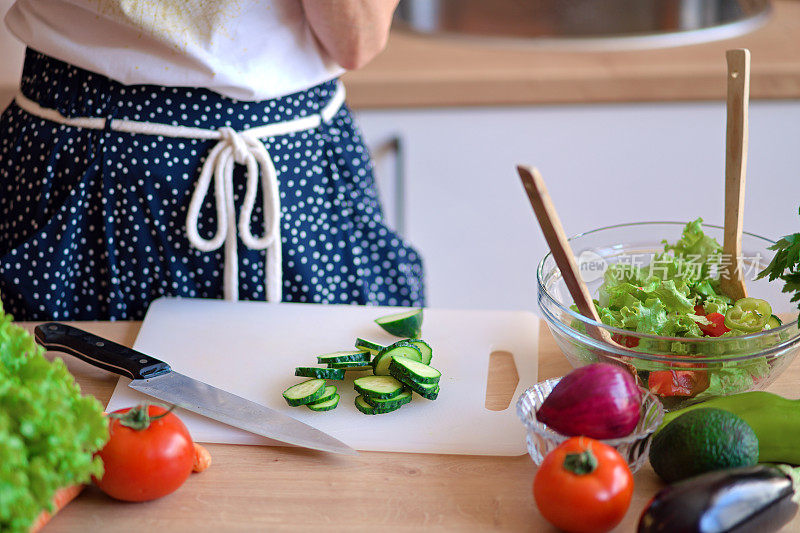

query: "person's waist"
xmin=19 ymin=48 xmax=343 ymax=130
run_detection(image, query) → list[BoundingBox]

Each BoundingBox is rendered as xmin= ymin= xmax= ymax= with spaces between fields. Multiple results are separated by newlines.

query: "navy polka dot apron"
xmin=0 ymin=50 xmax=425 ymax=320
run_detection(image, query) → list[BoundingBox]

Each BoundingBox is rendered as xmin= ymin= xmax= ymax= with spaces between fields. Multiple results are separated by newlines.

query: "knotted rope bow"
xmin=185 ymin=126 xmax=282 ymax=302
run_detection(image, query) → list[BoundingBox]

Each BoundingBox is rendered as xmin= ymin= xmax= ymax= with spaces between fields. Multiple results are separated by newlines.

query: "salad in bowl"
xmin=537 ymin=219 xmax=800 ymax=410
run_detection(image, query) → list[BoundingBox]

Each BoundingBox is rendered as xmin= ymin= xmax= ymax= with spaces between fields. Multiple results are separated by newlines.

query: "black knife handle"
xmin=34 ymin=322 xmax=171 ymax=380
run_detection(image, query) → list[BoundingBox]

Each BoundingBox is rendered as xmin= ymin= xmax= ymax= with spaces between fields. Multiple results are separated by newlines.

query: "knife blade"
xmin=34 ymin=322 xmax=357 ymax=455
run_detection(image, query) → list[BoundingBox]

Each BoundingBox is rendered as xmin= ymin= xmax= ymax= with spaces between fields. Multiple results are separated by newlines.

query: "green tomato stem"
xmin=563 ymin=449 xmax=599 ymax=476
xmin=108 ymin=402 xmax=175 ymax=431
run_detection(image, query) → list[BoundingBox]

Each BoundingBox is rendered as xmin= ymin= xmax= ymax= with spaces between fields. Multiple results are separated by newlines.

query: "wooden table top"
xmin=20 ymin=320 xmax=800 ymax=532
xmin=342 ymin=0 xmax=800 ymax=108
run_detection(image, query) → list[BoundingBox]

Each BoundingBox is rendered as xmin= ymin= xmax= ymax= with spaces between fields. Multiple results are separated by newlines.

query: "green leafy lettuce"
xmin=695 ymin=358 xmax=771 ymax=400
xmin=586 ymin=218 xmax=768 ymax=395
xmin=595 ymin=218 xmax=737 ymax=338
xmin=0 ymin=300 xmax=108 ymax=532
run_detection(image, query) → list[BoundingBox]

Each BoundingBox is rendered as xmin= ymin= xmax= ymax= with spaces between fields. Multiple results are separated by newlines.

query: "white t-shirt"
xmin=5 ymin=0 xmax=345 ymax=101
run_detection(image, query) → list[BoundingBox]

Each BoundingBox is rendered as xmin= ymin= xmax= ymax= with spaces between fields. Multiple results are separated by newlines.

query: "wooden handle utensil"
xmin=516 ymin=165 xmax=638 ymax=376
xmin=719 ymin=48 xmax=750 ymax=301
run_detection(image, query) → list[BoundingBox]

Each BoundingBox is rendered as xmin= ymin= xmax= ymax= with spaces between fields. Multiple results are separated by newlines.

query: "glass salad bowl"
xmin=537 ymin=221 xmax=800 ymax=411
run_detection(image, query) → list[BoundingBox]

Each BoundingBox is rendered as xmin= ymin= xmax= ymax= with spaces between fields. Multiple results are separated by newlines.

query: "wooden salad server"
xmin=517 ymin=165 xmax=639 ymax=379
xmin=719 ymin=48 xmax=750 ymax=301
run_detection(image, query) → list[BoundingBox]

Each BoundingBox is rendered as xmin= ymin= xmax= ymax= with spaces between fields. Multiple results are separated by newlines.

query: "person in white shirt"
xmin=0 ymin=0 xmax=425 ymax=320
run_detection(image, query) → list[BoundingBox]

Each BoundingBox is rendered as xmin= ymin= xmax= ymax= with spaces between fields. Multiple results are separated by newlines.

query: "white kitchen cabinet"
xmin=355 ymin=101 xmax=800 ymax=312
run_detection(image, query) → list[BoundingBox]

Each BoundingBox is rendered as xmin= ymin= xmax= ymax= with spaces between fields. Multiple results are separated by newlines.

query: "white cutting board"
xmin=106 ymin=297 xmax=539 ymax=455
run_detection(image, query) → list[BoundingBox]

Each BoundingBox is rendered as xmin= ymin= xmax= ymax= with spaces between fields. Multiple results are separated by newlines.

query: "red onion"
xmin=536 ymin=363 xmax=642 ymax=439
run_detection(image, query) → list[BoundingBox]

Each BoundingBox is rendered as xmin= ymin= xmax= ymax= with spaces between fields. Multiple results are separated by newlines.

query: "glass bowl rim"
xmin=517 ymin=377 xmax=665 ymax=446
xmin=536 ymin=220 xmax=800 ymax=351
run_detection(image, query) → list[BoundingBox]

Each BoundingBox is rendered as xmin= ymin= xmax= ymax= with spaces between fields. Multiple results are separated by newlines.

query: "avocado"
xmin=649 ymin=407 xmax=759 ymax=483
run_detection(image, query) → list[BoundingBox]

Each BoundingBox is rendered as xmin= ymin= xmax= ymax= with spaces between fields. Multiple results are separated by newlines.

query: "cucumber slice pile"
xmin=371 ymin=340 xmax=423 ymax=376
xmin=281 ymin=309 xmax=442 ymax=415
xmin=389 ymin=356 xmax=441 ymax=401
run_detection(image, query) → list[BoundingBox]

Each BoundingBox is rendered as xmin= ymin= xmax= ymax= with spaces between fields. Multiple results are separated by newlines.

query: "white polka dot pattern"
xmin=0 ymin=50 xmax=425 ymax=320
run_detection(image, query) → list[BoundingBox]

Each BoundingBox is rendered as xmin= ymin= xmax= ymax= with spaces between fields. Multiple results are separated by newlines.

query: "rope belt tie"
xmin=185 ymin=126 xmax=282 ymax=302
xmin=14 ymin=82 xmax=347 ymax=302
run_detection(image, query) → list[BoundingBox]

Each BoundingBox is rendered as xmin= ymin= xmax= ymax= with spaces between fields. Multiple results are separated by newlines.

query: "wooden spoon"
xmin=718 ymin=48 xmax=750 ymax=301
xmin=517 ymin=165 xmax=638 ymax=378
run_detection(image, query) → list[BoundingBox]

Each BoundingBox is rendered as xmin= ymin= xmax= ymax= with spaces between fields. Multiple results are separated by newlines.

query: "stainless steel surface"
xmin=395 ymin=0 xmax=772 ymax=50
xmin=130 ymin=372 xmax=357 ymax=455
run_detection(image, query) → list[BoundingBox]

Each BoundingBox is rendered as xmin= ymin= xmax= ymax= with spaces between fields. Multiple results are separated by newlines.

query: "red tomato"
xmin=698 ymin=312 xmax=730 ymax=337
xmin=94 ymin=404 xmax=195 ymax=502
xmin=648 ymin=370 xmax=710 ymax=397
xmin=611 ymin=333 xmax=639 ymax=348
xmin=533 ymin=437 xmax=633 ymax=533
xmin=694 ymin=304 xmax=706 ymax=316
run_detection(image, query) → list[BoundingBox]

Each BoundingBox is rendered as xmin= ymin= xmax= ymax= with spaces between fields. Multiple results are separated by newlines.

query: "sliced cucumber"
xmin=355 ymin=338 xmax=385 ymax=356
xmin=375 ymin=308 xmax=423 ymax=338
xmin=765 ymin=314 xmax=783 ymax=330
xmin=371 ymin=340 xmax=422 ymax=376
xmin=363 ymin=390 xmax=412 ymax=410
xmin=295 ymin=367 xmax=345 ymax=380
xmin=355 ymin=394 xmax=404 ymax=415
xmin=388 ymin=355 xmax=441 ymax=384
xmin=282 ymin=379 xmax=327 ymax=406
xmin=353 ymin=375 xmax=404 ymax=399
xmin=316 ymin=350 xmax=370 ymax=364
xmin=408 ymin=339 xmax=433 ymax=365
xmin=401 ymin=378 xmax=440 ymax=400
xmin=307 ymin=393 xmax=340 ymax=412
xmin=314 ymin=385 xmax=338 ymax=403
xmin=327 ymin=361 xmax=373 ymax=370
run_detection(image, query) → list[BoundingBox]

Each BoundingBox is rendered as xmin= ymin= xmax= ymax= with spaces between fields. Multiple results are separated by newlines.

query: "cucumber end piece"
xmin=375 ymin=308 xmax=423 ymax=338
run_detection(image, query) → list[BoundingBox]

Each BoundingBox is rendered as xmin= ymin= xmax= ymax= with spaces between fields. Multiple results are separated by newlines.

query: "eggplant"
xmin=638 ymin=465 xmax=800 ymax=533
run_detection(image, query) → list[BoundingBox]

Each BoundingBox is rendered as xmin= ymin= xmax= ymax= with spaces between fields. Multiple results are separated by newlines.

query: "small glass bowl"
xmin=516 ymin=377 xmax=664 ymax=473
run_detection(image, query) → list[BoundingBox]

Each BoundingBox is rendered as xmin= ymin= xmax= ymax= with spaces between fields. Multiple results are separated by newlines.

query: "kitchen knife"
xmin=34 ymin=322 xmax=357 ymax=456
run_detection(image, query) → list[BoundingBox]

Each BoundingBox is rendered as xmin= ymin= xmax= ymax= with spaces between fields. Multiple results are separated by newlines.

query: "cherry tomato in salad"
xmin=94 ymin=404 xmax=195 ymax=502
xmin=648 ymin=370 xmax=709 ymax=397
xmin=611 ymin=333 xmax=640 ymax=348
xmin=534 ymin=436 xmax=633 ymax=533
xmin=693 ymin=304 xmax=706 ymax=316
xmin=698 ymin=312 xmax=730 ymax=337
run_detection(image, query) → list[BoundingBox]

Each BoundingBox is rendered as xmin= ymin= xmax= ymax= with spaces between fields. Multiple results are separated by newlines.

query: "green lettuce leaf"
xmin=0 ymin=299 xmax=109 ymax=532
xmin=591 ymin=219 xmax=740 ymax=341
xmin=695 ymin=358 xmax=770 ymax=399
xmin=663 ymin=217 xmax=723 ymax=279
